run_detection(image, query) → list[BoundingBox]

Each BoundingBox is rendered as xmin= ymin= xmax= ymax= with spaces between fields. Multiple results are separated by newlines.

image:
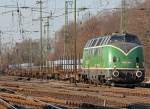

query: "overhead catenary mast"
xmin=44 ymin=16 xmax=51 ymax=69
xmin=36 ymin=0 xmax=43 ymax=69
xmin=64 ymin=0 xmax=73 ymax=55
xmin=146 ymin=0 xmax=150 ymax=42
xmin=0 ymin=31 xmax=2 ymax=71
xmin=46 ymin=16 xmax=50 ymax=68
xmin=120 ymin=0 xmax=127 ymax=33
xmin=74 ymin=0 xmax=77 ymax=84
xmin=64 ymin=0 xmax=68 ymax=56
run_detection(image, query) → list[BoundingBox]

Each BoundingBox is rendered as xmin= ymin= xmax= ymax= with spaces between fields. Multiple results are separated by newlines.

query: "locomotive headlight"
xmin=136 ymin=65 xmax=139 ymax=68
xmin=136 ymin=63 xmax=139 ymax=68
xmin=112 ymin=70 xmax=119 ymax=77
xmin=136 ymin=71 xmax=142 ymax=78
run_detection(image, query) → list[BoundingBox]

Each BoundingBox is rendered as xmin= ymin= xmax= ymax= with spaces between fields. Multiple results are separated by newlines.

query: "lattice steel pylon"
xmin=146 ymin=0 xmax=150 ymax=42
xmin=120 ymin=0 xmax=128 ymax=33
xmin=64 ymin=0 xmax=73 ymax=55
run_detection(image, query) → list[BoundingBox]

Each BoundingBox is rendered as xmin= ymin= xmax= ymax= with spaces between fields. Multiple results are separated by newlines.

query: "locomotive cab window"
xmin=109 ymin=35 xmax=124 ymax=43
xmin=125 ymin=34 xmax=141 ymax=44
xmin=109 ymin=34 xmax=141 ymax=44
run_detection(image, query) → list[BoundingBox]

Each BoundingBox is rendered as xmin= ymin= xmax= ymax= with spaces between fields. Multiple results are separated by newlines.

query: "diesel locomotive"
xmin=81 ymin=33 xmax=145 ymax=84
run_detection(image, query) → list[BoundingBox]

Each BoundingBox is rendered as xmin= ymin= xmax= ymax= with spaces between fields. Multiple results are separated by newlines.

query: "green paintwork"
xmin=82 ymin=45 xmax=144 ymax=69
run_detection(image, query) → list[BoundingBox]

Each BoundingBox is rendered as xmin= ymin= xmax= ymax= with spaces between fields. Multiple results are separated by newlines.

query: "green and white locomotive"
xmin=81 ymin=33 xmax=145 ymax=84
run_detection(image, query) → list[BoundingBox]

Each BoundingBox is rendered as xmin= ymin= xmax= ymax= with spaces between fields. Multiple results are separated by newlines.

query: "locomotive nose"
xmin=112 ymin=43 xmax=138 ymax=54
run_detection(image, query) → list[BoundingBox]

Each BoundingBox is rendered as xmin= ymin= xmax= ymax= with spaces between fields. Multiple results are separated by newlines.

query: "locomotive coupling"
xmin=112 ymin=70 xmax=119 ymax=77
xmin=136 ymin=71 xmax=142 ymax=78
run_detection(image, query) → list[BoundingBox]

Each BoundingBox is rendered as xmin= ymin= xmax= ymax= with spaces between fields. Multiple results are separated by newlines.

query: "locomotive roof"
xmin=84 ymin=33 xmax=140 ymax=48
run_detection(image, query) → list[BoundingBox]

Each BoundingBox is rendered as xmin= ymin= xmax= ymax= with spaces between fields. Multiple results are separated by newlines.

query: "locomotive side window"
xmin=100 ymin=37 xmax=105 ymax=45
xmin=94 ymin=38 xmax=99 ymax=46
xmin=103 ymin=36 xmax=109 ymax=45
xmin=85 ymin=40 xmax=91 ymax=48
xmin=101 ymin=37 xmax=107 ymax=45
xmin=91 ymin=39 xmax=97 ymax=47
xmin=105 ymin=36 xmax=111 ymax=44
xmin=96 ymin=38 xmax=102 ymax=46
xmin=89 ymin=39 xmax=94 ymax=47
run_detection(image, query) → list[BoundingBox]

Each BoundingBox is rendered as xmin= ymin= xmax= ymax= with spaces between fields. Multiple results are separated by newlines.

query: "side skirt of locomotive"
xmin=80 ymin=68 xmax=145 ymax=85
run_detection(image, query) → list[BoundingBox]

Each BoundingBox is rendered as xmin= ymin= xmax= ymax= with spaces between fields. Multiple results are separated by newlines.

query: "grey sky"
xmin=0 ymin=0 xmax=121 ymax=45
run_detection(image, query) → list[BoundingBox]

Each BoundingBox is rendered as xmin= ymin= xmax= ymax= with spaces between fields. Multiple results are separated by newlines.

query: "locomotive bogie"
xmin=80 ymin=69 xmax=144 ymax=84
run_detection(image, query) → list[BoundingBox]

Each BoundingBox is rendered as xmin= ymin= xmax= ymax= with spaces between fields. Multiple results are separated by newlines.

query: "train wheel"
xmin=99 ymin=79 xmax=105 ymax=85
xmin=106 ymin=80 xmax=112 ymax=86
xmin=70 ymin=77 xmax=75 ymax=83
xmin=111 ymin=82 xmax=115 ymax=87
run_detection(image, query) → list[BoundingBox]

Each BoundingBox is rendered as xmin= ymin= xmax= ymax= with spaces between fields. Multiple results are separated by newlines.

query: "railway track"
xmin=0 ymin=90 xmax=127 ymax=109
xmin=0 ymin=92 xmax=65 ymax=109
xmin=0 ymin=76 xmax=150 ymax=109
